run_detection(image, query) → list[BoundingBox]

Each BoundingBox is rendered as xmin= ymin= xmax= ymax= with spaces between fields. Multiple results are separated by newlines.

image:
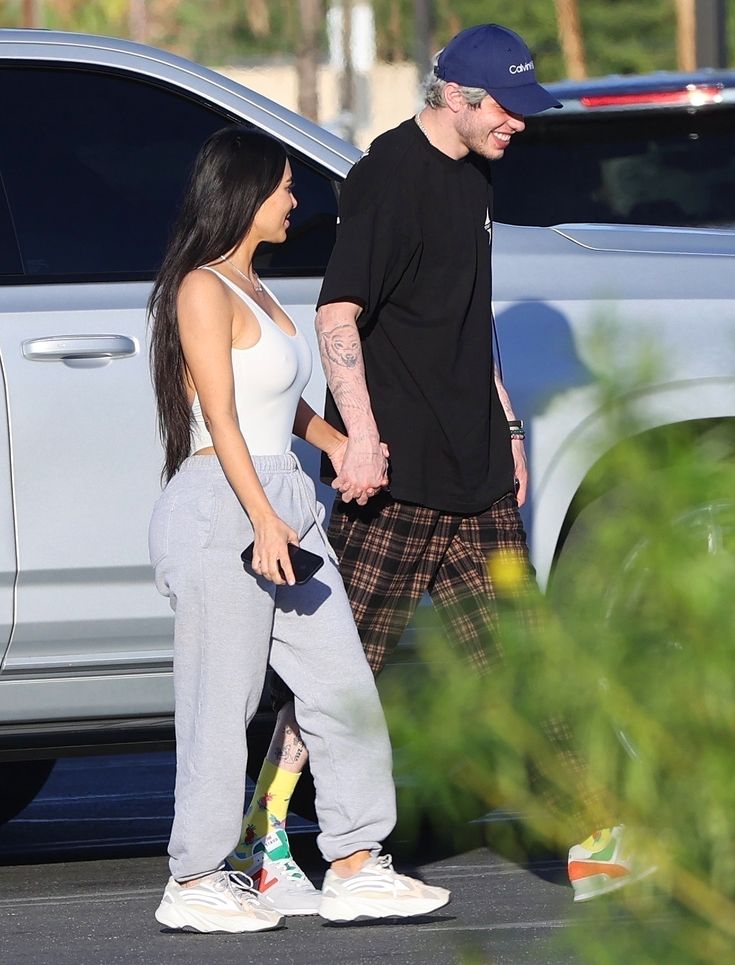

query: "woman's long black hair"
xmin=149 ymin=126 xmax=288 ymax=482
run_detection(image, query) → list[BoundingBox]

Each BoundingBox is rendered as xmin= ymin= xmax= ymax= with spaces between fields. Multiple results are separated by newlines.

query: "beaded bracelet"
xmin=508 ymin=419 xmax=525 ymax=441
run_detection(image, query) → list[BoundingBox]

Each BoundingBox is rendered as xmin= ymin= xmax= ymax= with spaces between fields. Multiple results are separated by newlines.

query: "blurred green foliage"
xmin=2 ymin=1 xmax=735 ymax=78
xmin=382 ymin=359 xmax=735 ymax=963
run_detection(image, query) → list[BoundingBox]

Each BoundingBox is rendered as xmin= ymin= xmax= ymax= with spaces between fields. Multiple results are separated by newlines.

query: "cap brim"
xmin=489 ymin=82 xmax=562 ymax=115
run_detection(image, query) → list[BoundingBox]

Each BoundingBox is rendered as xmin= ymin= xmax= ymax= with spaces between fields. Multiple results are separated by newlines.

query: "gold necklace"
xmin=222 ymin=256 xmax=264 ymax=293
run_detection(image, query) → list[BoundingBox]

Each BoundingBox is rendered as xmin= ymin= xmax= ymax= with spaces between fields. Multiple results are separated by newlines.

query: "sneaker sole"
xmin=572 ymin=865 xmax=657 ymax=903
xmin=268 ymin=905 xmax=320 ymax=917
xmin=155 ymin=902 xmax=285 ymax=933
xmin=319 ymin=892 xmax=450 ymax=922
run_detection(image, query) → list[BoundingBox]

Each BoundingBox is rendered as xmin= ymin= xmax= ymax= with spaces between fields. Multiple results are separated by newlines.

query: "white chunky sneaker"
xmin=319 ymin=854 xmax=451 ymax=922
xmin=154 ymin=870 xmax=285 ymax=933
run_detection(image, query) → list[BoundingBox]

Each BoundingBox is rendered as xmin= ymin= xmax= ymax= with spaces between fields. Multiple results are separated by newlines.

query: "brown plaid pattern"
xmin=329 ymin=493 xmax=609 ymax=834
xmin=328 ymin=490 xmax=536 ymax=674
xmin=269 ymin=488 xmax=609 ymax=834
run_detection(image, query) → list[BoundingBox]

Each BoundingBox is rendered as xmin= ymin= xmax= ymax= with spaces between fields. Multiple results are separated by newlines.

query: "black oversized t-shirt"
xmin=318 ymin=118 xmax=514 ymax=514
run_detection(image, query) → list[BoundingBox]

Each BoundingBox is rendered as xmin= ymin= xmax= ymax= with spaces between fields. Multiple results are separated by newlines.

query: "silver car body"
xmin=0 ymin=31 xmax=734 ymax=742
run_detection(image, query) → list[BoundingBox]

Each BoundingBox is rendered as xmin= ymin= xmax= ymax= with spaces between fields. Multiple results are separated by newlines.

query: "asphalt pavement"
xmin=0 ymin=754 xmax=621 ymax=965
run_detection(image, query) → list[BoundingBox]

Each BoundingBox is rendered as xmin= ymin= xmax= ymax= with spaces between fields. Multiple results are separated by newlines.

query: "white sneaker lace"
xmin=220 ymin=871 xmax=263 ymax=908
xmin=373 ymin=853 xmax=395 ymax=875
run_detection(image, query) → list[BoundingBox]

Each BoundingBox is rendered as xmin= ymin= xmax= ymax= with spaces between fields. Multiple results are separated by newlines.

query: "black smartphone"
xmin=241 ymin=542 xmax=324 ymax=584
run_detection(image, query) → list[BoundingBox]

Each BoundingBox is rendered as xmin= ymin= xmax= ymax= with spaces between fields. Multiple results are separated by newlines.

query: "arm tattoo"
xmin=330 ymin=375 xmax=370 ymax=416
xmin=493 ymin=362 xmax=516 ymax=420
xmin=319 ymin=324 xmax=362 ymax=369
xmin=316 ymin=309 xmax=378 ymax=437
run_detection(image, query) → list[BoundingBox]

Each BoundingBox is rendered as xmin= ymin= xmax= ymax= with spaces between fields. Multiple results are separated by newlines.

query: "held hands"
xmin=250 ymin=515 xmax=300 ymax=586
xmin=512 ymin=437 xmax=528 ymax=507
xmin=326 ymin=436 xmax=349 ymax=476
xmin=330 ymin=436 xmax=390 ymax=506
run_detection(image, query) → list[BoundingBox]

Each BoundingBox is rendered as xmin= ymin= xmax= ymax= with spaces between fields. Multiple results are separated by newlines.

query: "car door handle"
xmin=21 ymin=335 xmax=138 ymax=361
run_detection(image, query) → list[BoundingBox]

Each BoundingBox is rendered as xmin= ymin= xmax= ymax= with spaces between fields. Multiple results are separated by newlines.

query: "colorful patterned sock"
xmin=228 ymin=761 xmax=300 ymax=871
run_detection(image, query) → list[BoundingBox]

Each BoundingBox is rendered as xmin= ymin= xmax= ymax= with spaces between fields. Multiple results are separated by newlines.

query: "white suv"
xmin=1 ymin=30 xmax=734 ymax=820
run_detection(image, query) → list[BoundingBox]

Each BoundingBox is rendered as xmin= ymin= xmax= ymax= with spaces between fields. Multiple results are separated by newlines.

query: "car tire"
xmin=0 ymin=759 xmax=57 ymax=824
xmin=551 ymin=480 xmax=735 ymax=762
xmin=552 ymin=482 xmax=735 ymax=609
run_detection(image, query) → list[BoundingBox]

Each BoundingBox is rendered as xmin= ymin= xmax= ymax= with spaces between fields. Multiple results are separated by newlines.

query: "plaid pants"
xmin=271 ymin=488 xmax=608 ymax=835
xmin=328 ymin=490 xmax=535 ymax=674
xmin=329 ymin=490 xmax=608 ymax=834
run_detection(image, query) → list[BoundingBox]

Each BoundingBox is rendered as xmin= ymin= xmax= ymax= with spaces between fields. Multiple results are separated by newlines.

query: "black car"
xmin=493 ymin=69 xmax=735 ymax=229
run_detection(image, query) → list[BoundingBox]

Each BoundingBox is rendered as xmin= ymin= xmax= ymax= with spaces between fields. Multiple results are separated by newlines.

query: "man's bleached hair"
xmin=423 ymin=51 xmax=487 ymax=109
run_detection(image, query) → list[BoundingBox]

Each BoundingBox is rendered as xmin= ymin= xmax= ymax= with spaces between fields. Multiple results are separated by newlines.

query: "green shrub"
xmin=384 ymin=366 xmax=735 ymax=964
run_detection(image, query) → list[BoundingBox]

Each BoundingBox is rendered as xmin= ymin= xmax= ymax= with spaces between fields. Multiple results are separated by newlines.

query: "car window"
xmin=0 ymin=176 xmax=22 ymax=275
xmin=492 ymin=106 xmax=735 ymax=229
xmin=0 ymin=66 xmax=338 ymax=284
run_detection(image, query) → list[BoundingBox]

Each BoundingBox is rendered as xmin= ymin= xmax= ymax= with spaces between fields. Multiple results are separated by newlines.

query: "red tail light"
xmin=580 ymin=85 xmax=724 ymax=108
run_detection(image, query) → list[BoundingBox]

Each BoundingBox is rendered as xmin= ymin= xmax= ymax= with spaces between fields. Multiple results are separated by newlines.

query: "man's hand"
xmin=511 ymin=437 xmax=528 ymax=507
xmin=492 ymin=363 xmax=528 ymax=506
xmin=316 ymin=303 xmax=389 ymax=506
xmin=332 ymin=437 xmax=390 ymax=506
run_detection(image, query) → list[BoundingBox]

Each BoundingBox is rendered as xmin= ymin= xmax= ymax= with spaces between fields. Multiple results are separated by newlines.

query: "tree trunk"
xmin=676 ymin=0 xmax=697 ymax=70
xmin=297 ymin=0 xmax=322 ymax=121
xmin=679 ymin=0 xmax=727 ymax=69
xmin=129 ymin=0 xmax=148 ymax=43
xmin=340 ymin=0 xmax=354 ymax=119
xmin=413 ymin=0 xmax=433 ymax=81
xmin=22 ymin=0 xmax=39 ymax=28
xmin=554 ymin=0 xmax=587 ymax=80
xmin=245 ymin=0 xmax=270 ymax=39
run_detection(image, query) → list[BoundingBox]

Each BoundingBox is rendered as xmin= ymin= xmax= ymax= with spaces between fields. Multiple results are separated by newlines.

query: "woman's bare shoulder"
xmin=178 ymin=267 xmax=232 ymax=313
xmin=177 ymin=269 xmax=234 ymax=347
xmin=179 ymin=265 xmax=226 ymax=297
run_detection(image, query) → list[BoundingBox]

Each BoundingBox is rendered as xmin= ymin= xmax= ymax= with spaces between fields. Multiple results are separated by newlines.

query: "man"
xmin=231 ymin=24 xmax=645 ymax=907
xmin=317 ymin=23 xmax=553 ymax=685
xmin=316 ymin=24 xmax=641 ymax=903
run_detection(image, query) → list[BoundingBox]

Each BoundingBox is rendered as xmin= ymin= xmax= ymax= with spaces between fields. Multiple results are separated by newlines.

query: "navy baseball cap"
xmin=435 ymin=24 xmax=562 ymax=115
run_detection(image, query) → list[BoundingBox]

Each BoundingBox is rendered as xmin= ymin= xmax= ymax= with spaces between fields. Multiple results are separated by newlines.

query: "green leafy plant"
xmin=383 ymin=358 xmax=735 ymax=964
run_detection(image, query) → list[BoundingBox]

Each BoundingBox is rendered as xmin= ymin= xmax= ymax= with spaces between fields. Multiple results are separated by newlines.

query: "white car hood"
xmin=551 ymin=223 xmax=735 ymax=257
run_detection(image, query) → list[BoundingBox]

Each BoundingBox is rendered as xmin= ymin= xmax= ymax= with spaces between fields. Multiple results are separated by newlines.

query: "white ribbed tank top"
xmin=189 ymin=267 xmax=312 ymax=456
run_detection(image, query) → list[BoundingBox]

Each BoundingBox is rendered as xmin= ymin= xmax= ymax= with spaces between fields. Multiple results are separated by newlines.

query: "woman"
xmin=148 ymin=126 xmax=449 ymax=933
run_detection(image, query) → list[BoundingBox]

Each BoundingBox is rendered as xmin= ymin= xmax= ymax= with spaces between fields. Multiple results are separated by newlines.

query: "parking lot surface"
xmin=0 ymin=754 xmax=624 ymax=964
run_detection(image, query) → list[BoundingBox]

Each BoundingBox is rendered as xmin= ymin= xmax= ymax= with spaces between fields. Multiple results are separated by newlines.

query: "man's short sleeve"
xmin=317 ymin=152 xmax=414 ymax=325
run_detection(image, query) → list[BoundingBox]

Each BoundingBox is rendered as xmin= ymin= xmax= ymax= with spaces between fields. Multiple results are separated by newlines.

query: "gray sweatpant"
xmin=149 ymin=453 xmax=396 ymax=881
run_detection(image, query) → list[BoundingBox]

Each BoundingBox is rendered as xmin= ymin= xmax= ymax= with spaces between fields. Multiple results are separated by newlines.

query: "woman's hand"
xmin=326 ymin=436 xmax=348 ymax=476
xmin=250 ymin=514 xmax=300 ymax=586
xmin=330 ymin=439 xmax=390 ymax=504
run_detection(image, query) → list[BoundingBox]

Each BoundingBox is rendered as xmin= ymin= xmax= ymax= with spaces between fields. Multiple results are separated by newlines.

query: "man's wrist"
xmin=508 ymin=418 xmax=525 ymax=441
xmin=347 ymin=427 xmax=381 ymax=447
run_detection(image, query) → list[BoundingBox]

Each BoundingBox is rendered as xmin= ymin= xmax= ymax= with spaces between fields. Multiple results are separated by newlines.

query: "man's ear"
xmin=443 ymin=82 xmax=467 ymax=114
